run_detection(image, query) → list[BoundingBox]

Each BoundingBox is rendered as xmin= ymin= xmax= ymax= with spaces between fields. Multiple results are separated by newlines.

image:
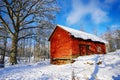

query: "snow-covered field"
xmin=0 ymin=50 xmax=120 ymax=80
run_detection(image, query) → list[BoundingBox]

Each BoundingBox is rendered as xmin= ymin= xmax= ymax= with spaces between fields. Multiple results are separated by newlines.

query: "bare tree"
xmin=0 ymin=0 xmax=58 ymax=65
xmin=102 ymin=26 xmax=120 ymax=52
xmin=0 ymin=27 xmax=8 ymax=68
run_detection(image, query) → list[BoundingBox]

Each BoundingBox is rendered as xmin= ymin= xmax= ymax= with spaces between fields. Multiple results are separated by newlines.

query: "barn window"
xmin=97 ymin=46 xmax=101 ymax=52
xmin=86 ymin=45 xmax=90 ymax=55
xmin=86 ymin=45 xmax=90 ymax=50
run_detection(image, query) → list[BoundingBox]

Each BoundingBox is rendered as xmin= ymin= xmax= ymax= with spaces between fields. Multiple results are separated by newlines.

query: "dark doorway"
xmin=79 ymin=44 xmax=89 ymax=56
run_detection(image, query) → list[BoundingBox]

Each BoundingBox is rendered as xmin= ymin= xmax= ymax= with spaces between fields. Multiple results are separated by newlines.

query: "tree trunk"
xmin=0 ymin=33 xmax=7 ymax=68
xmin=2 ymin=36 xmax=7 ymax=66
xmin=10 ymin=34 xmax=18 ymax=65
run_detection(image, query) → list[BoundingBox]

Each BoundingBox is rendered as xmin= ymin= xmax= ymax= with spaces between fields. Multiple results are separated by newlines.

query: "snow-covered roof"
xmin=57 ymin=24 xmax=108 ymax=44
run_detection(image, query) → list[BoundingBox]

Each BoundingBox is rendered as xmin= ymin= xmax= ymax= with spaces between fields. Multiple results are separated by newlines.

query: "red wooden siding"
xmin=50 ymin=26 xmax=72 ymax=59
xmin=71 ymin=38 xmax=106 ymax=57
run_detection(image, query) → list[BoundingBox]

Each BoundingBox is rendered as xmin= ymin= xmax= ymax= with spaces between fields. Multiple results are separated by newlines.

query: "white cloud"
xmin=66 ymin=0 xmax=86 ymax=25
xmin=66 ymin=0 xmax=109 ymax=25
xmin=91 ymin=9 xmax=108 ymax=24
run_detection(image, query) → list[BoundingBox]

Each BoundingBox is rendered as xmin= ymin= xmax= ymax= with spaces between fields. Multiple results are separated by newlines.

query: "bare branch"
xmin=4 ymin=0 xmax=16 ymax=28
xmin=18 ymin=33 xmax=37 ymax=41
xmin=0 ymin=14 xmax=14 ymax=35
xmin=0 ymin=47 xmax=9 ymax=52
xmin=19 ymin=0 xmax=39 ymax=23
xmin=20 ymin=20 xmax=35 ymax=27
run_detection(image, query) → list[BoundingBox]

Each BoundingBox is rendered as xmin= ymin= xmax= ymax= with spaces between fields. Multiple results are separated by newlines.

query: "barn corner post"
xmin=49 ymin=41 xmax=52 ymax=64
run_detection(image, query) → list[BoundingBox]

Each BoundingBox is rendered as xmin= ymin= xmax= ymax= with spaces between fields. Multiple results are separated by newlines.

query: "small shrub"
xmin=86 ymin=62 xmax=93 ymax=65
xmin=97 ymin=61 xmax=102 ymax=65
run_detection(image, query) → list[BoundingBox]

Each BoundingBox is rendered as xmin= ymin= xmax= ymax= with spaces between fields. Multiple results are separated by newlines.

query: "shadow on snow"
xmin=89 ymin=55 xmax=100 ymax=80
xmin=112 ymin=75 xmax=120 ymax=80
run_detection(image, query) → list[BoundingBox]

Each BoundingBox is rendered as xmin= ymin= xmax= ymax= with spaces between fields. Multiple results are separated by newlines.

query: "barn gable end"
xmin=49 ymin=26 xmax=73 ymax=64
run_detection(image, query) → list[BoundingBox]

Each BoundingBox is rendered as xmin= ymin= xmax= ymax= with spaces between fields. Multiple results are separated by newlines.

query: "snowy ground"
xmin=0 ymin=50 xmax=120 ymax=80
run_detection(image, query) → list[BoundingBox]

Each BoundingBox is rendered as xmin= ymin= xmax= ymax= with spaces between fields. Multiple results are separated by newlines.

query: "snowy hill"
xmin=0 ymin=50 xmax=120 ymax=80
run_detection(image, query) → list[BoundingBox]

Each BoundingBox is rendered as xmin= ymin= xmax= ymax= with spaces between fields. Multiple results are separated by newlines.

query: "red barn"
xmin=48 ymin=25 xmax=108 ymax=64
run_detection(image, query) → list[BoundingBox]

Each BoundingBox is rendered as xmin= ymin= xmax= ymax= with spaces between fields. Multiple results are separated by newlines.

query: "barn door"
xmin=79 ymin=45 xmax=88 ymax=56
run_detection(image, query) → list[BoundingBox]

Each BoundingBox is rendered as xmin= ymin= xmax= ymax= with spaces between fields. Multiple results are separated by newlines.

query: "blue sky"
xmin=55 ymin=0 xmax=120 ymax=35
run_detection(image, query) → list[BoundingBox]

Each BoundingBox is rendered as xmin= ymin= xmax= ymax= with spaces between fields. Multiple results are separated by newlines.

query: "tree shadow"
xmin=112 ymin=75 xmax=120 ymax=80
xmin=0 ymin=60 xmax=50 ymax=76
xmin=89 ymin=55 xmax=100 ymax=80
